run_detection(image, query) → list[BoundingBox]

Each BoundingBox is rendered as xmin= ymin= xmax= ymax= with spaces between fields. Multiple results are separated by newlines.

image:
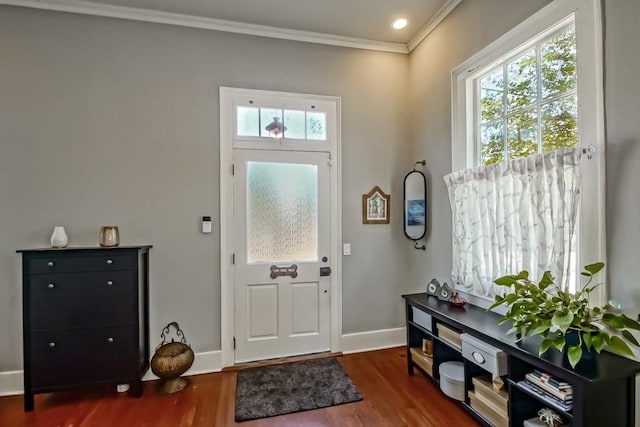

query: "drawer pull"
xmin=47 ymin=261 xmax=54 ymax=267
xmin=49 ymin=342 xmax=56 ymax=348
xmin=472 ymin=351 xmax=486 ymax=364
xmin=107 ymin=281 xmax=114 ymax=286
xmin=48 ymin=283 xmax=55 ymax=289
xmin=107 ymin=337 xmax=114 ymax=343
xmin=106 ymin=259 xmax=113 ymax=265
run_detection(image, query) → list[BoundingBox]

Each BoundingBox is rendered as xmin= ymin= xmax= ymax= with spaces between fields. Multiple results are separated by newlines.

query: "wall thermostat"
xmin=202 ymin=216 xmax=212 ymax=234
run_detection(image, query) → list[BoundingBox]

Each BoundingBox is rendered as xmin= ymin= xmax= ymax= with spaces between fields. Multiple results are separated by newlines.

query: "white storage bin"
xmin=439 ymin=361 xmax=465 ymax=401
xmin=412 ymin=307 xmax=432 ymax=331
xmin=461 ymin=333 xmax=507 ymax=377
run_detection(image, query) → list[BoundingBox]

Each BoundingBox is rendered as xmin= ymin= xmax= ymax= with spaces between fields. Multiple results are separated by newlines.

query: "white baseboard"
xmin=341 ymin=327 xmax=406 ymax=354
xmin=0 ymin=350 xmax=223 ymax=396
xmin=0 ymin=330 xmax=409 ymax=396
xmin=0 ymin=370 xmax=23 ymax=397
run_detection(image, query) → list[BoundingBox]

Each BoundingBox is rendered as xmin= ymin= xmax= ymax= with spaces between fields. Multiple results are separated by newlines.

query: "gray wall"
xmin=0 ymin=6 xmax=411 ymax=371
xmin=406 ymin=0 xmax=550 ymax=291
xmin=4 ymin=0 xmax=638 ymax=376
xmin=408 ymin=0 xmax=640 ymax=308
xmin=604 ymin=0 xmax=640 ymax=308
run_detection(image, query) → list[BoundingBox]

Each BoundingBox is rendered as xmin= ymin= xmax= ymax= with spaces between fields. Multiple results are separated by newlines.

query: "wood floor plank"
xmin=0 ymin=347 xmax=480 ymax=426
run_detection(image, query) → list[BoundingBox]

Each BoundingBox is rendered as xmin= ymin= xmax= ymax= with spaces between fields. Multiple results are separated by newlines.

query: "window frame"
xmin=451 ymin=0 xmax=606 ymax=303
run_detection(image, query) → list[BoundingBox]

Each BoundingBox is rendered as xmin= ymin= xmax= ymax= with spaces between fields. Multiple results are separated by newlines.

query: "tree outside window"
xmin=478 ymin=25 xmax=577 ymax=166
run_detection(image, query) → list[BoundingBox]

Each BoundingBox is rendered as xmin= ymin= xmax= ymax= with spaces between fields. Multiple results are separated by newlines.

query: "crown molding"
xmin=0 ymin=0 xmax=410 ymax=54
xmin=407 ymin=0 xmax=463 ymax=52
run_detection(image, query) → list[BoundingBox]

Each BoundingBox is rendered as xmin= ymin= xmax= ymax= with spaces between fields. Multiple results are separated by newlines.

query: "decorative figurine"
xmin=438 ymin=282 xmax=454 ymax=301
xmin=449 ymin=292 xmax=467 ymax=307
xmin=426 ymin=278 xmax=442 ymax=296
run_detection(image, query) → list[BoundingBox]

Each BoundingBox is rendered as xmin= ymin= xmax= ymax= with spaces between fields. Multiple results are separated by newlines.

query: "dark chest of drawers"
xmin=18 ymin=246 xmax=152 ymax=411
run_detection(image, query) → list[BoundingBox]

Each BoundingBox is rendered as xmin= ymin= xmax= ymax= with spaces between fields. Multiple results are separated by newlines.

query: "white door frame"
xmin=219 ymin=87 xmax=342 ymax=367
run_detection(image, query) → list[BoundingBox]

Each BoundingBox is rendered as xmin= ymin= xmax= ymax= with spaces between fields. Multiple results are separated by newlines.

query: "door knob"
xmin=320 ymin=267 xmax=332 ymax=277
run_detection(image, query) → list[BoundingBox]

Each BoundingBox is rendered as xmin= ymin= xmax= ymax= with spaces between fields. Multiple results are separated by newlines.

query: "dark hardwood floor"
xmin=0 ymin=347 xmax=480 ymax=426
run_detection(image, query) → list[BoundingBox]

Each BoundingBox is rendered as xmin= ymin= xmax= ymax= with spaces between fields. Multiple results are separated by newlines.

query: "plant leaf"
xmin=552 ymin=310 xmax=574 ymax=333
xmin=592 ymin=333 xmax=606 ymax=352
xmin=567 ymin=345 xmax=583 ymax=368
xmin=539 ymin=338 xmax=552 ymax=355
xmin=583 ymin=262 xmax=605 ymax=275
xmin=532 ymin=324 xmax=550 ymax=336
xmin=622 ymin=330 xmax=640 ymax=347
xmin=538 ymin=271 xmax=554 ymax=289
xmin=621 ymin=314 xmax=640 ymax=331
xmin=582 ymin=332 xmax=593 ymax=350
xmin=603 ymin=313 xmax=625 ymax=329
xmin=487 ymin=299 xmax=504 ymax=311
xmin=607 ymin=335 xmax=635 ymax=357
xmin=494 ymin=276 xmax=518 ymax=287
xmin=552 ymin=335 xmax=566 ymax=352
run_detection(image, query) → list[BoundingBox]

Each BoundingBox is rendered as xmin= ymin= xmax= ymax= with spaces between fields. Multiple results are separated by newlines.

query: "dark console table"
xmin=18 ymin=246 xmax=152 ymax=411
xmin=403 ymin=293 xmax=640 ymax=427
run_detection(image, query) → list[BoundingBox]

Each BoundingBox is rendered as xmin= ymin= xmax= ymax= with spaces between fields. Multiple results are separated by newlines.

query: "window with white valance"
xmin=444 ymin=148 xmax=583 ymax=298
xmin=450 ymin=0 xmax=605 ymax=302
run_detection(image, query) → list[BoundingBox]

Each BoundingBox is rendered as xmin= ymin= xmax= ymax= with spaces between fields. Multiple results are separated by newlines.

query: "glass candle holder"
xmin=99 ymin=226 xmax=120 ymax=247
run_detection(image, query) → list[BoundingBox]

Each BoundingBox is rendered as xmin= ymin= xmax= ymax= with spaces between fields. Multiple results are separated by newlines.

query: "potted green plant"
xmin=488 ymin=262 xmax=640 ymax=368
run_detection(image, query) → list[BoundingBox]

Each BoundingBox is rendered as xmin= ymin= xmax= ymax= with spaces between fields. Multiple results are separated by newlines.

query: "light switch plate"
xmin=343 ymin=243 xmax=351 ymax=256
xmin=202 ymin=216 xmax=212 ymax=234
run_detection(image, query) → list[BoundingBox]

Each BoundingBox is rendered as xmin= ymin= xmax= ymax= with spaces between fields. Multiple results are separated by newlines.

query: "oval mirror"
xmin=403 ymin=170 xmax=427 ymax=241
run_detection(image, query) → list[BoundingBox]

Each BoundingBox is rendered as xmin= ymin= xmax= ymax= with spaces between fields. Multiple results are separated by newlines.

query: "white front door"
xmin=233 ymin=149 xmax=332 ymax=363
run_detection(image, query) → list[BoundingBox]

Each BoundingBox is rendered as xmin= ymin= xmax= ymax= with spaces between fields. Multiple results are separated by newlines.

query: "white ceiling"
xmin=2 ymin=0 xmax=462 ymax=52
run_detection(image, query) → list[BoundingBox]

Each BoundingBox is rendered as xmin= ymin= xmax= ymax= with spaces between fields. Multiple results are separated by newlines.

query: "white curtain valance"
xmin=443 ymin=147 xmax=583 ymax=298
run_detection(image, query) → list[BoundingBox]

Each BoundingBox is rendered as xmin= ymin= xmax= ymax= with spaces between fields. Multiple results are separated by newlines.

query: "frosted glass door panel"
xmin=247 ymin=162 xmax=318 ymax=264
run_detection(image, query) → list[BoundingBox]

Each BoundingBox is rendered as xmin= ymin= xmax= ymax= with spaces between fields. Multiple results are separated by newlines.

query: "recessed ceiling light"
xmin=392 ymin=18 xmax=408 ymax=30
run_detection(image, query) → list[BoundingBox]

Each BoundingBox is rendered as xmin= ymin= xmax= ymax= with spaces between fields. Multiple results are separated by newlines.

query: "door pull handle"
xmin=320 ymin=267 xmax=332 ymax=277
xmin=270 ymin=264 xmax=298 ymax=279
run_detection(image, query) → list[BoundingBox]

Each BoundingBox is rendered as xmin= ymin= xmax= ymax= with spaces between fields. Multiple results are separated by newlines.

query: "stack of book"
xmin=518 ymin=370 xmax=573 ymax=412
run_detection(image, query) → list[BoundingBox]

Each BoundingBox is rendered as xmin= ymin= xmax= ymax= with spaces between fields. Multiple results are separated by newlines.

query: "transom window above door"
xmin=236 ymin=106 xmax=327 ymax=141
xmin=229 ymin=92 xmax=337 ymax=152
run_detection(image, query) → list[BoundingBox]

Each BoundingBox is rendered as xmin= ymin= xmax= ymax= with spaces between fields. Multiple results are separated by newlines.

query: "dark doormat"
xmin=234 ymin=357 xmax=363 ymax=422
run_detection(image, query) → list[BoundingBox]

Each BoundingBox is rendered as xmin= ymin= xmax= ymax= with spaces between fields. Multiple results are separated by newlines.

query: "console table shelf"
xmin=403 ymin=293 xmax=640 ymax=427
